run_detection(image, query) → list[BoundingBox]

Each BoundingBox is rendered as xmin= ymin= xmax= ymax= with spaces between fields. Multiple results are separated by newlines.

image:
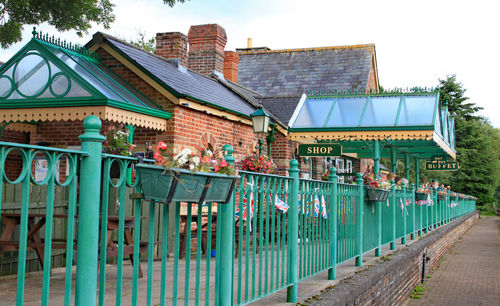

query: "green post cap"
xmin=222 ymin=144 xmax=235 ymax=164
xmin=79 ymin=116 xmax=105 ymax=142
xmin=289 ymin=159 xmax=299 ymax=170
xmin=329 ymin=167 xmax=337 ymax=181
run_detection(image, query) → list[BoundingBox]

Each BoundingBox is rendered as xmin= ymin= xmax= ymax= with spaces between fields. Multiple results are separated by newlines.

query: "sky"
xmin=1 ymin=0 xmax=499 ymax=127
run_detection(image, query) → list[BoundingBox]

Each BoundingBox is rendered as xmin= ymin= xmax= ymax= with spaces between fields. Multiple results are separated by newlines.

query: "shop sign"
xmin=425 ymin=161 xmax=459 ymax=171
xmin=298 ymin=144 xmax=342 ymax=157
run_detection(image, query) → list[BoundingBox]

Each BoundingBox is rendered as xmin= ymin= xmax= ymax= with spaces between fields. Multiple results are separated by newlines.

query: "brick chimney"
xmin=155 ymin=32 xmax=188 ymax=68
xmin=223 ymin=51 xmax=239 ymax=82
xmin=188 ymin=24 xmax=227 ymax=76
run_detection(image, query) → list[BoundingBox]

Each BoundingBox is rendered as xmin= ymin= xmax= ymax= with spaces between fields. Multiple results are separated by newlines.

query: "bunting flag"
xmin=313 ymin=195 xmax=320 ymax=217
xmin=274 ymin=194 xmax=289 ymax=213
xmin=321 ymin=195 xmax=328 ymax=219
xmin=235 ymin=184 xmax=255 ymax=231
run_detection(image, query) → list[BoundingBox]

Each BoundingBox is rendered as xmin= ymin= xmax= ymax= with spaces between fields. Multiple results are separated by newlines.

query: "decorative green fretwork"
xmin=32 ymin=27 xmax=100 ymax=61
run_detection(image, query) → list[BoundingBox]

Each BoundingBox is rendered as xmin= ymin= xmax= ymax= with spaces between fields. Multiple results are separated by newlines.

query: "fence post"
xmin=287 ymin=160 xmax=300 ymax=302
xmin=355 ymin=173 xmax=364 ymax=266
xmin=401 ymin=182 xmax=407 ymax=245
xmin=410 ymin=183 xmax=415 ymax=240
xmin=390 ymin=180 xmax=396 ymax=250
xmin=328 ymin=167 xmax=338 ymax=280
xmin=219 ymin=144 xmax=236 ymax=306
xmin=76 ymin=116 xmax=104 ymax=306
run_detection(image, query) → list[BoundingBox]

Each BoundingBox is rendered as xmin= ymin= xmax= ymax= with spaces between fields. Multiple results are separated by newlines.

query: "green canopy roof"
xmin=0 ymin=31 xmax=171 ymax=130
xmin=289 ymin=91 xmax=456 ymax=159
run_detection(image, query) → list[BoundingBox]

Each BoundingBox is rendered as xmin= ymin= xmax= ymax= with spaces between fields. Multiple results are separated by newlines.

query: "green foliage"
xmin=0 ymin=0 xmax=115 ymax=48
xmin=163 ymin=0 xmax=189 ymax=7
xmin=0 ymin=0 xmax=189 ymax=49
xmin=129 ymin=32 xmax=156 ymax=54
xmin=420 ymin=75 xmax=500 ymax=208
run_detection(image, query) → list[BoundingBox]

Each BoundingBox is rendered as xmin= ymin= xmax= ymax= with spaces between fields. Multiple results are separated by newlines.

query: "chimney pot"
xmin=247 ymin=38 xmax=252 ymax=48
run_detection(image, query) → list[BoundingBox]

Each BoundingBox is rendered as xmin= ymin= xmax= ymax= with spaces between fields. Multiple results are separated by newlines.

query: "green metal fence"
xmin=0 ymin=116 xmax=478 ymax=305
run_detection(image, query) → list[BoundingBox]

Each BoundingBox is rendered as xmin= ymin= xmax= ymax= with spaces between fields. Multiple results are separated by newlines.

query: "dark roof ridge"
xmin=237 ymin=43 xmax=375 ymax=55
xmin=90 ymin=32 xmax=244 ymax=92
xmin=257 ymin=95 xmax=302 ymax=99
xmin=210 ymin=74 xmax=287 ymax=128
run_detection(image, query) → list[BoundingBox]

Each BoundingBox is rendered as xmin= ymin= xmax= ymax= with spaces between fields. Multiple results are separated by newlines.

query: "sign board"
xmin=425 ymin=161 xmax=459 ymax=171
xmin=431 ymin=156 xmax=447 ymax=162
xmin=298 ymin=144 xmax=342 ymax=157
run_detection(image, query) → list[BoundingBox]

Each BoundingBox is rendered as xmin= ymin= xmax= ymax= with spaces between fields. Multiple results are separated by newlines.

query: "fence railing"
xmin=0 ymin=116 xmax=477 ymax=305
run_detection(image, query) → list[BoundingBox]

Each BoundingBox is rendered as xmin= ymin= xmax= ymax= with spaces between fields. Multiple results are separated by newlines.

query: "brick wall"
xmin=311 ymin=212 xmax=479 ymax=305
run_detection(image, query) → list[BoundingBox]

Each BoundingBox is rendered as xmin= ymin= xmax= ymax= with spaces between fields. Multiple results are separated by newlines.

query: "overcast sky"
xmin=1 ymin=0 xmax=499 ymax=127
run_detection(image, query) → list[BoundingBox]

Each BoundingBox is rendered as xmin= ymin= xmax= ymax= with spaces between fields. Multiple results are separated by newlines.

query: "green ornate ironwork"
xmin=0 ymin=30 xmax=171 ymax=122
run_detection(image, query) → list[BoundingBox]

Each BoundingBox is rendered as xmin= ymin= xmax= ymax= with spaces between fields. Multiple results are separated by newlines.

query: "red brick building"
xmin=0 ymin=23 xmax=379 ymax=178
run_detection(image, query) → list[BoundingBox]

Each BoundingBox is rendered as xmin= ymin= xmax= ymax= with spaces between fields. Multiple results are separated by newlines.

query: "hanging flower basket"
xmin=365 ymin=187 xmax=390 ymax=202
xmin=415 ymin=192 xmax=428 ymax=201
xmin=437 ymin=192 xmax=447 ymax=200
xmin=136 ymin=164 xmax=238 ymax=204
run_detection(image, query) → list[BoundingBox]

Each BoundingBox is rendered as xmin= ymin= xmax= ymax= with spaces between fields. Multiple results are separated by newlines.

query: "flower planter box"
xmin=136 ymin=164 xmax=238 ymax=204
xmin=437 ymin=193 xmax=447 ymax=200
xmin=415 ymin=192 xmax=428 ymax=201
xmin=365 ymin=187 xmax=390 ymax=202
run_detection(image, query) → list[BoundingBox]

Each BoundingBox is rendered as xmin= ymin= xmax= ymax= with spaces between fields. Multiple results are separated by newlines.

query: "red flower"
xmin=158 ymin=141 xmax=167 ymax=150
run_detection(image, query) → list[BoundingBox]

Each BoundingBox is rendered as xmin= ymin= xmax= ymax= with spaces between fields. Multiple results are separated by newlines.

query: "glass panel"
xmin=441 ymin=109 xmax=449 ymax=142
xmin=434 ymin=107 xmax=442 ymax=137
xmin=51 ymin=73 xmax=70 ymax=96
xmin=326 ymin=97 xmax=366 ymax=127
xmin=293 ymin=98 xmax=334 ymax=128
xmin=53 ymin=50 xmax=124 ymax=102
xmin=14 ymin=53 xmax=50 ymax=97
xmin=66 ymin=79 xmax=92 ymax=97
xmin=398 ymin=95 xmax=435 ymax=126
xmin=0 ymin=76 xmax=12 ymax=98
xmin=360 ymin=96 xmax=400 ymax=126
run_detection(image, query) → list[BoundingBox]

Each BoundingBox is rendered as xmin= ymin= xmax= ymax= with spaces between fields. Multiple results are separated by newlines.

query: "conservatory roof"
xmin=288 ymin=91 xmax=456 ymax=159
xmin=0 ymin=31 xmax=171 ymax=130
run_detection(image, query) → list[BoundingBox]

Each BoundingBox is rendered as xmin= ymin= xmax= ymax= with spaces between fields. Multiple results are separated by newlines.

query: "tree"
xmin=129 ymin=32 xmax=156 ymax=54
xmin=421 ymin=75 xmax=500 ymax=209
xmin=0 ymin=0 xmax=189 ymax=48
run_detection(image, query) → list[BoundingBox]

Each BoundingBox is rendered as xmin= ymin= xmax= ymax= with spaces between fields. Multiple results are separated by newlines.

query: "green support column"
xmin=375 ymin=195 xmax=382 ymax=256
xmin=355 ymin=173 xmax=364 ymax=266
xmin=126 ymin=124 xmax=135 ymax=184
xmin=410 ymin=183 xmax=416 ymax=240
xmin=401 ymin=182 xmax=407 ymax=245
xmin=76 ymin=116 xmax=105 ymax=306
xmin=287 ymin=160 xmax=300 ymax=302
xmin=219 ymin=145 xmax=236 ymax=306
xmin=328 ymin=167 xmax=338 ymax=280
xmin=391 ymin=146 xmax=397 ymax=174
xmin=404 ymin=153 xmax=410 ymax=182
xmin=390 ymin=180 xmax=396 ymax=250
xmin=373 ymin=140 xmax=380 ymax=179
xmin=415 ymin=158 xmax=420 ymax=188
xmin=257 ymin=139 xmax=264 ymax=156
xmin=373 ymin=140 xmax=382 ymax=257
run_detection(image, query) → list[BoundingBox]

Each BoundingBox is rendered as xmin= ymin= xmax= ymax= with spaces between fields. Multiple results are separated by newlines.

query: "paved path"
xmin=407 ymin=216 xmax=500 ymax=306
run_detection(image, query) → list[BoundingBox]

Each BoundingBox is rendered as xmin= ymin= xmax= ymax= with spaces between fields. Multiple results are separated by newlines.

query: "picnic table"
xmin=0 ymin=213 xmax=148 ymax=277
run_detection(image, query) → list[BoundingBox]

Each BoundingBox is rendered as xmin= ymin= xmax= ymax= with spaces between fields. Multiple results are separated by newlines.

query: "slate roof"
xmin=257 ymin=96 xmax=301 ymax=125
xmin=88 ymin=33 xmax=258 ymax=118
xmin=237 ymin=45 xmax=376 ymax=97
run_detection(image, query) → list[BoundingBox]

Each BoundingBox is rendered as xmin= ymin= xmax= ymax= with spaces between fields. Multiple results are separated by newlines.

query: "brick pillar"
xmin=188 ymin=24 xmax=227 ymax=76
xmin=223 ymin=51 xmax=239 ymax=82
xmin=155 ymin=32 xmax=189 ymax=68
